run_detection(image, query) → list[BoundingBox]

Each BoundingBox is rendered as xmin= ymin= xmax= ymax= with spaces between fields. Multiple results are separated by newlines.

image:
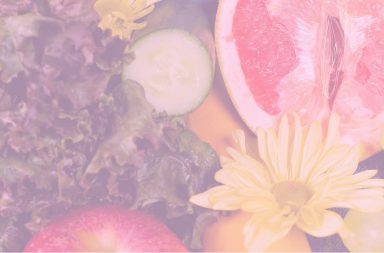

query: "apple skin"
xmin=24 ymin=206 xmax=188 ymax=252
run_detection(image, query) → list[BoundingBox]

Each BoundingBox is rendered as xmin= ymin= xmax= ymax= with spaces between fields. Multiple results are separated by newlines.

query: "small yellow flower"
xmin=190 ymin=114 xmax=384 ymax=252
xmin=94 ymin=0 xmax=161 ymax=40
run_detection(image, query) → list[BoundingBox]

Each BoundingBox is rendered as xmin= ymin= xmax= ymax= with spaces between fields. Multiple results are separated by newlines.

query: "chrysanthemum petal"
xmin=190 ymin=185 xmax=235 ymax=209
xmin=219 ymin=155 xmax=232 ymax=165
xmin=209 ymin=188 xmax=245 ymax=211
xmin=225 ymin=147 xmax=248 ymax=164
xmin=267 ymin=128 xmax=281 ymax=178
xmin=301 ymin=148 xmax=322 ymax=183
xmin=129 ymin=21 xmax=147 ymax=29
xmin=129 ymin=0 xmax=154 ymax=13
xmin=215 ymin=168 xmax=261 ymax=188
xmin=223 ymin=152 xmax=271 ymax=186
xmin=241 ymin=197 xmax=278 ymax=212
xmin=94 ymin=0 xmax=122 ymax=16
xmin=243 ymin=213 xmax=295 ymax=251
xmin=299 ymin=205 xmax=321 ymax=227
xmin=349 ymin=188 xmax=384 ymax=198
xmin=307 ymin=177 xmax=331 ymax=205
xmin=211 ymin=197 xmax=245 ymax=210
xmin=297 ymin=210 xmax=343 ymax=237
xmin=300 ymin=121 xmax=323 ymax=180
xmin=329 ymin=170 xmax=379 ymax=189
xmin=232 ymin=130 xmax=247 ymax=153
xmin=131 ymin=4 xmax=155 ymax=19
xmin=327 ymin=146 xmax=360 ymax=177
xmin=290 ymin=113 xmax=304 ymax=180
xmin=323 ymin=114 xmax=340 ymax=152
xmin=147 ymin=0 xmax=162 ymax=4
xmin=189 ymin=193 xmax=210 ymax=208
xmin=237 ymin=187 xmax=274 ymax=198
xmin=331 ymin=198 xmax=384 ymax=212
xmin=257 ymin=128 xmax=275 ymax=178
xmin=277 ymin=115 xmax=289 ymax=180
xmin=308 ymin=145 xmax=355 ymax=184
xmin=355 ymin=178 xmax=384 ymax=188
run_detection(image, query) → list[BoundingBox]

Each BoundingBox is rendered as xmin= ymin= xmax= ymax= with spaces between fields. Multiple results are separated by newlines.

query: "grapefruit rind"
xmin=215 ymin=0 xmax=279 ymax=133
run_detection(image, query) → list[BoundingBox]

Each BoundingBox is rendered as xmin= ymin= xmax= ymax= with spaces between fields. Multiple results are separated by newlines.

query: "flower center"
xmin=109 ymin=12 xmax=129 ymax=29
xmin=272 ymin=181 xmax=313 ymax=211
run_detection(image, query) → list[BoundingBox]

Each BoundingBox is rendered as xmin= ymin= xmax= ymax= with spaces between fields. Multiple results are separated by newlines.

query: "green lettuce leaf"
xmin=0 ymin=0 xmax=33 ymax=17
xmin=0 ymin=15 xmax=60 ymax=84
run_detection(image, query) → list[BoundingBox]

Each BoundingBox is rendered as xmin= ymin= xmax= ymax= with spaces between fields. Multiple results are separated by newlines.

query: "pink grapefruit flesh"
xmin=216 ymin=0 xmax=384 ymax=156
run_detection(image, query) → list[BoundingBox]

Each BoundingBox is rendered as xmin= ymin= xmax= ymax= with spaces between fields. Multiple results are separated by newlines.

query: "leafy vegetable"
xmin=0 ymin=0 xmax=34 ymax=17
xmin=0 ymin=80 xmax=219 ymax=251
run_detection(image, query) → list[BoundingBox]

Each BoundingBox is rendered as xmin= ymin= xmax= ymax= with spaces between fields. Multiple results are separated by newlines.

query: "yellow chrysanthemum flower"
xmin=190 ymin=114 xmax=384 ymax=252
xmin=94 ymin=0 xmax=161 ymax=40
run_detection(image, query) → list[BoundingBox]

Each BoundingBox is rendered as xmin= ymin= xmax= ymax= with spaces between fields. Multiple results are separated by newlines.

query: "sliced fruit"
xmin=341 ymin=209 xmax=384 ymax=252
xmin=123 ymin=29 xmax=213 ymax=115
xmin=203 ymin=211 xmax=311 ymax=252
xmin=24 ymin=206 xmax=187 ymax=252
xmin=216 ymin=0 xmax=384 ymax=157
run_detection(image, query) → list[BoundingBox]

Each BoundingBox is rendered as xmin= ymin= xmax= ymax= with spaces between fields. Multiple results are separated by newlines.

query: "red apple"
xmin=24 ymin=206 xmax=188 ymax=252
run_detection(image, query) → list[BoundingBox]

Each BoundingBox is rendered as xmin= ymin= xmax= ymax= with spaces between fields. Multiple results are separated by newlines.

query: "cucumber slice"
xmin=122 ymin=29 xmax=213 ymax=115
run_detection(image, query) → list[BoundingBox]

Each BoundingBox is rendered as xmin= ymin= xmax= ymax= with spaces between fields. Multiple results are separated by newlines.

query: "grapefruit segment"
xmin=233 ymin=0 xmax=298 ymax=115
xmin=216 ymin=0 xmax=384 ymax=156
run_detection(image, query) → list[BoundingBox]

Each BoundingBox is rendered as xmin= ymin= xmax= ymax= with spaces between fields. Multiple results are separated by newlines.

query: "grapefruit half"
xmin=216 ymin=0 xmax=384 ymax=157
